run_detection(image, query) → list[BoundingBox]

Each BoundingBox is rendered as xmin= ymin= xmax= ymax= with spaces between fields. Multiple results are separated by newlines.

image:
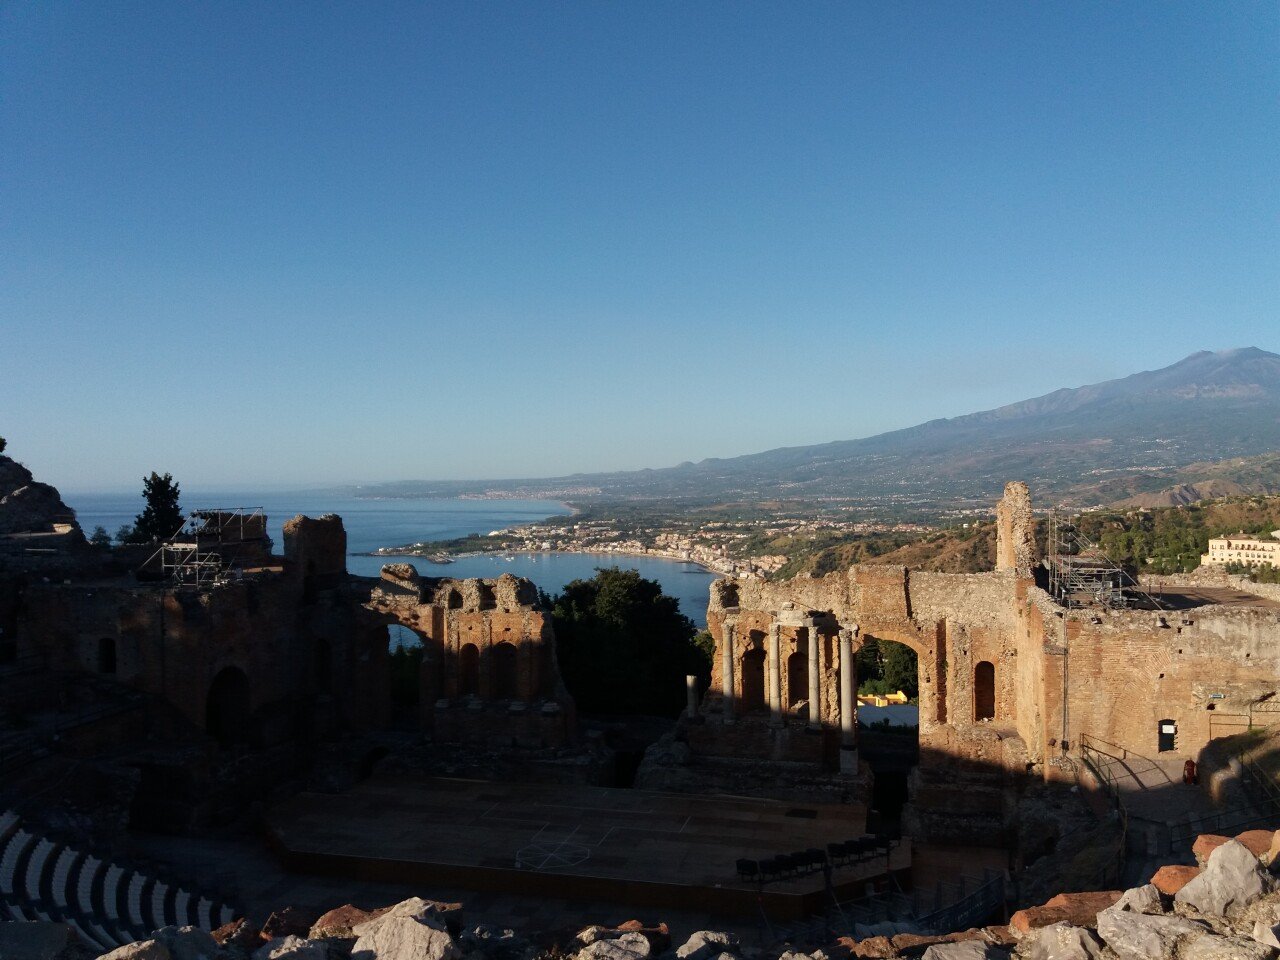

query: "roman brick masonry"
xmin=2 ymin=455 xmax=1279 ymax=960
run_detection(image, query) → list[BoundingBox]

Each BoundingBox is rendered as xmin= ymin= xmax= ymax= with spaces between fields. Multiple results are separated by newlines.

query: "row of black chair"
xmin=735 ymin=835 xmax=895 ymax=885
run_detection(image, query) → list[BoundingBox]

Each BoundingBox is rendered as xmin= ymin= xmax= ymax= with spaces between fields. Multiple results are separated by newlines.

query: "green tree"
xmin=855 ymin=635 xmax=918 ymax=699
xmin=89 ymin=525 xmax=112 ymax=547
xmin=114 ymin=524 xmax=135 ymax=545
xmin=128 ymin=472 xmax=184 ymax=543
xmin=550 ymin=567 xmax=710 ymax=717
xmin=0 ymin=435 xmax=6 ymax=454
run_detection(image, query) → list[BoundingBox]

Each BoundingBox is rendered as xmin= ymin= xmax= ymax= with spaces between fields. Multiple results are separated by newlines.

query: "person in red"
xmin=1183 ymin=758 xmax=1198 ymax=785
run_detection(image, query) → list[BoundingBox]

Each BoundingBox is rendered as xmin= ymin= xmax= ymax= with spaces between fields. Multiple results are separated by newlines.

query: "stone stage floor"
xmin=266 ymin=776 xmax=906 ymax=919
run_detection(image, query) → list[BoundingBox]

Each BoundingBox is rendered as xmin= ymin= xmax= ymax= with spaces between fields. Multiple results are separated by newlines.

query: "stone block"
xmin=1150 ymin=865 xmax=1200 ymax=896
xmin=1175 ymin=838 xmax=1278 ymax=918
xmin=1009 ymin=891 xmax=1122 ymax=936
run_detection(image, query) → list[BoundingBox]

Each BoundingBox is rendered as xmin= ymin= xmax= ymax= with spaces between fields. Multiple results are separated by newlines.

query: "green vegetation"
xmin=388 ymin=644 xmax=423 ymax=718
xmin=1071 ymin=496 xmax=1280 ymax=574
xmin=0 ymin=436 xmax=6 ymax=454
xmin=127 ymin=472 xmax=184 ymax=544
xmin=1226 ymin=561 xmax=1280 ymax=584
xmin=856 ymin=636 xmax=918 ymax=699
xmin=549 ymin=567 xmax=711 ymax=717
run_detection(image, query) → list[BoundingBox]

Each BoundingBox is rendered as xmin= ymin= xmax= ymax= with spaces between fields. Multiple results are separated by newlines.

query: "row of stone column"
xmin=714 ymin=619 xmax=860 ymax=753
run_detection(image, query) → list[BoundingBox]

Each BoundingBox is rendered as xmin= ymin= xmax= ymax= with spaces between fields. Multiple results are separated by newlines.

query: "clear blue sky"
xmin=2 ymin=3 xmax=1276 ymax=492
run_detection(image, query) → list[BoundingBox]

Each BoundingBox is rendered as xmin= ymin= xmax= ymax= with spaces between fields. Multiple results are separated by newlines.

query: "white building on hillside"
xmin=1202 ymin=531 xmax=1280 ymax=568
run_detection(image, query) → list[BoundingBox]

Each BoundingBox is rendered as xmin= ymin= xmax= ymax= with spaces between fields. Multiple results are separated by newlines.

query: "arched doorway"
xmin=446 ymin=589 xmax=463 ymax=610
xmin=459 ymin=643 xmax=480 ymax=697
xmin=98 ymin=637 xmax=117 ymax=674
xmin=206 ymin=666 xmax=252 ymax=748
xmin=787 ymin=651 xmax=807 ymax=709
xmin=974 ymin=661 xmax=995 ymax=721
xmin=740 ymin=648 xmax=766 ymax=713
xmin=856 ymin=634 xmax=921 ymax=838
xmin=491 ymin=642 xmax=519 ymax=700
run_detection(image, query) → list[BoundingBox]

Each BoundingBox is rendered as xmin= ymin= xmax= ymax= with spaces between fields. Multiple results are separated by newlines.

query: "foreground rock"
xmin=1175 ymin=838 xmax=1277 ymax=918
xmin=675 ymin=931 xmax=739 ymax=960
xmin=1016 ymin=922 xmax=1103 ymax=960
xmin=351 ymin=916 xmax=460 ymax=960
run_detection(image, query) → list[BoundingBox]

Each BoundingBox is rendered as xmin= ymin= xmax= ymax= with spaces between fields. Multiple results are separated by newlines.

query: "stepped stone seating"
xmin=0 ymin=809 xmax=235 ymax=949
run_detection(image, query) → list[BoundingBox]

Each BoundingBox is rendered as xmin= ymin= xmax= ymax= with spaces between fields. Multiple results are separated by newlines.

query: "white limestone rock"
xmin=919 ymin=941 xmax=1010 ymax=959
xmin=151 ymin=927 xmax=219 ymax=960
xmin=1175 ymin=839 xmax=1278 ymax=919
xmin=1113 ymin=884 xmax=1164 ymax=915
xmin=1254 ymin=919 xmax=1280 ymax=949
xmin=352 ymin=898 xmax=450 ymax=939
xmin=675 ymin=932 xmax=739 ymax=960
xmin=577 ymin=933 xmax=651 ymax=960
xmin=1177 ymin=932 xmax=1276 ymax=960
xmin=253 ymin=936 xmax=330 ymax=960
xmin=1019 ymin=922 xmax=1104 ymax=960
xmin=575 ymin=927 xmax=611 ymax=947
xmin=1095 ymin=908 xmax=1206 ymax=959
xmin=98 ymin=941 xmax=172 ymax=960
xmin=352 ymin=916 xmax=460 ymax=960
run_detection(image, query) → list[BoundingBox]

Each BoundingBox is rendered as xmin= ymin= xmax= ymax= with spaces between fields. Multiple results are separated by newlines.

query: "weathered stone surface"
xmin=97 ymin=941 xmax=171 ymax=960
xmin=575 ymin=927 xmax=611 ymax=947
xmin=1193 ymin=835 xmax=1230 ymax=867
xmin=1009 ymin=892 xmax=1122 ymax=936
xmin=1253 ymin=920 xmax=1280 ymax=949
xmin=1019 ymin=922 xmax=1104 ymax=960
xmin=834 ymin=936 xmax=893 ymax=959
xmin=351 ymin=916 xmax=460 ymax=960
xmin=261 ymin=909 xmax=320 ymax=943
xmin=1113 ymin=884 xmax=1164 ymax=915
xmin=675 ymin=931 xmax=739 ymax=960
xmin=1267 ymin=831 xmax=1280 ymax=868
xmin=1175 ymin=839 xmax=1278 ymax=918
xmin=311 ymin=904 xmax=390 ymax=940
xmin=0 ymin=923 xmax=76 ymax=960
xmin=351 ymin=899 xmax=451 ymax=938
xmin=253 ymin=936 xmax=330 ymax=960
xmin=613 ymin=921 xmax=670 ymax=952
xmin=919 ymin=940 xmax=1009 ymax=959
xmin=212 ymin=919 xmax=261 ymax=949
xmin=577 ymin=933 xmax=651 ymax=960
xmin=152 ymin=926 xmax=219 ymax=960
xmin=1178 ymin=932 xmax=1275 ymax=960
xmin=1095 ymin=908 xmax=1205 ymax=959
xmin=1150 ymin=865 xmax=1200 ymax=896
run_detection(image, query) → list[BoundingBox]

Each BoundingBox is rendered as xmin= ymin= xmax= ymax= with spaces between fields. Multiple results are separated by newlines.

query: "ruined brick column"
xmin=720 ymin=622 xmax=735 ymax=723
xmin=839 ymin=625 xmax=858 ymax=771
xmin=806 ymin=621 xmax=821 ymax=730
xmin=767 ymin=622 xmax=782 ymax=726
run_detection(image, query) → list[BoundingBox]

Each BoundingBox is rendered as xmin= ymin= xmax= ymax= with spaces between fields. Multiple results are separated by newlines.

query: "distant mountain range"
xmin=362 ymin=347 xmax=1280 ymax=509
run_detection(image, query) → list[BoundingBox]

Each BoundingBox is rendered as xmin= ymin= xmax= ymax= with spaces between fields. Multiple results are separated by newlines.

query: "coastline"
xmin=360 ymin=545 xmax=724 ymax=577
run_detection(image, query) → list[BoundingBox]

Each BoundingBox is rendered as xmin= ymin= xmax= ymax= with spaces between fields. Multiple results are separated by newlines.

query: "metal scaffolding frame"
xmin=145 ymin=507 xmax=268 ymax=589
xmin=1045 ymin=510 xmax=1164 ymax=610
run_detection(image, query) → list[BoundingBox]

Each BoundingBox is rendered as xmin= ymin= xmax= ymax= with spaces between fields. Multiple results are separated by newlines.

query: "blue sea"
xmin=68 ymin=492 xmax=718 ymax=627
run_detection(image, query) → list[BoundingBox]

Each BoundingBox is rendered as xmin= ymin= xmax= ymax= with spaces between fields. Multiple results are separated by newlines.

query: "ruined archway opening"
xmin=388 ymin=626 xmax=423 ymax=725
xmin=206 ymin=666 xmax=253 ymax=749
xmin=491 ymin=641 xmax=519 ymax=700
xmin=458 ymin=643 xmax=480 ymax=697
xmin=786 ymin=650 xmax=807 ymax=710
xmin=740 ymin=644 xmax=766 ymax=714
xmin=974 ymin=660 xmax=996 ymax=721
xmin=856 ymin=636 xmax=920 ymax=837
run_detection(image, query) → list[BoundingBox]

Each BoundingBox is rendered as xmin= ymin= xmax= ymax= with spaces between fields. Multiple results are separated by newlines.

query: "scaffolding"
xmin=1045 ymin=510 xmax=1163 ymax=610
xmin=146 ymin=507 xmax=270 ymax=589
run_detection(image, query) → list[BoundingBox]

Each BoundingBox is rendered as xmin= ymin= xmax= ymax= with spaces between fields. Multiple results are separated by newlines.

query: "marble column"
xmin=839 ymin=625 xmax=859 ymax=771
xmin=807 ymin=621 xmax=822 ymax=730
xmin=720 ymin=623 xmax=735 ymax=723
xmin=768 ymin=622 xmax=782 ymax=726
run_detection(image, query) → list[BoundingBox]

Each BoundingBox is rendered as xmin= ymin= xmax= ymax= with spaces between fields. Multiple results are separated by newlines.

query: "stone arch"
xmin=786 ymin=650 xmax=807 ymax=709
xmin=459 ymin=642 xmax=480 ymax=697
xmin=446 ymin=588 xmax=463 ymax=610
xmin=477 ymin=583 xmax=497 ymax=611
xmin=491 ymin=641 xmax=519 ymax=700
xmin=974 ymin=660 xmax=995 ymax=721
xmin=97 ymin=637 xmax=117 ymax=674
xmin=741 ymin=648 xmax=766 ymax=713
xmin=206 ymin=666 xmax=252 ymax=748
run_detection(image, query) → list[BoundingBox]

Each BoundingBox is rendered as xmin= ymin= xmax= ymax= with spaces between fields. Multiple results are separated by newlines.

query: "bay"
xmin=67 ymin=492 xmax=717 ymax=627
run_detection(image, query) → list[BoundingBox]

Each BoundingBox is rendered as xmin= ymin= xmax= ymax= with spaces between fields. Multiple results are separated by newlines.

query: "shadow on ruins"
xmin=1 ymin=454 xmax=1279 ymax=947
